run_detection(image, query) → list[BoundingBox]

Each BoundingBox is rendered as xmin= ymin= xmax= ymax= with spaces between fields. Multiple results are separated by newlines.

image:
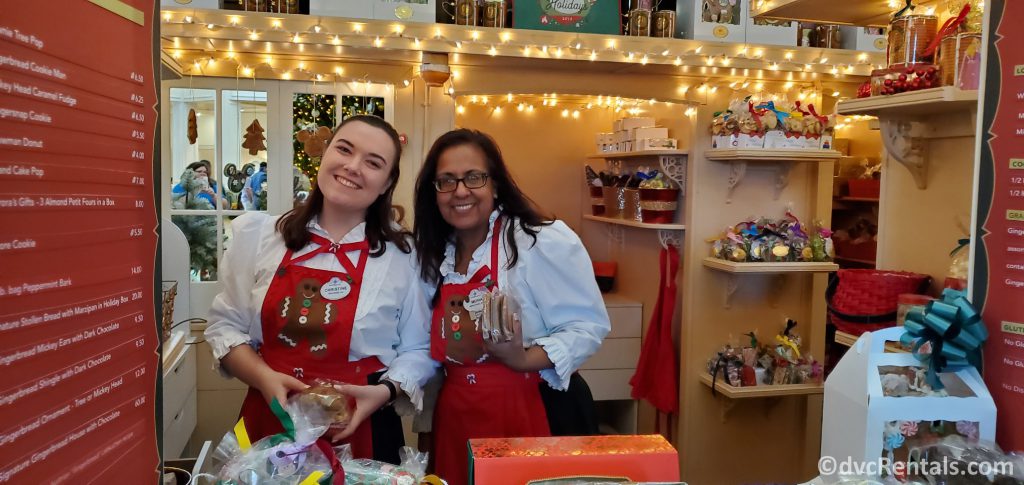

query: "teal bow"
xmin=899 ymin=289 xmax=988 ymax=389
xmin=755 ymin=101 xmax=790 ymax=121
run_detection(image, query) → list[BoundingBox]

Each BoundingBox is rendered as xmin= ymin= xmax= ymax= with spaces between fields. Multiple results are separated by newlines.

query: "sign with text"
xmin=0 ymin=0 xmax=160 ymax=482
xmin=973 ymin=0 xmax=1024 ymax=451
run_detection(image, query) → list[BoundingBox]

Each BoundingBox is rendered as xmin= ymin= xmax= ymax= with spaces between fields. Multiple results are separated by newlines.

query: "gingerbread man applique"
xmin=278 ymin=278 xmax=334 ymax=357
xmin=442 ymin=294 xmax=487 ymax=365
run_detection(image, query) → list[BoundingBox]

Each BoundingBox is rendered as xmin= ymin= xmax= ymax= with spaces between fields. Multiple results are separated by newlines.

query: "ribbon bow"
xmin=755 ymin=101 xmax=791 ymax=121
xmin=806 ymin=103 xmax=828 ymax=124
xmin=747 ymin=102 xmax=763 ymax=131
xmin=924 ymin=4 xmax=970 ymax=56
xmin=892 ymin=0 xmax=915 ymax=19
xmin=899 ymin=288 xmax=988 ymax=389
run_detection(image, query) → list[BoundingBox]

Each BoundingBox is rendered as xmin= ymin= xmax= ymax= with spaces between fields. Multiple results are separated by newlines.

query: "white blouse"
xmin=435 ymin=210 xmax=611 ymax=390
xmin=205 ymin=212 xmax=435 ymax=410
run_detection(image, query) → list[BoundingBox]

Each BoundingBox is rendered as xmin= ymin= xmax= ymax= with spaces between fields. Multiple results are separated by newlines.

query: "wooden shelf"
xmin=836 ymin=196 xmax=879 ymax=203
xmin=703 ymin=257 xmax=839 ymax=274
xmin=705 ymin=148 xmax=842 ymax=162
xmin=588 ymin=150 xmax=689 ymax=160
xmin=751 ymin=0 xmax=942 ymax=27
xmin=836 ymin=87 xmax=979 ymax=117
xmin=584 ymin=214 xmax=685 ymax=230
xmin=699 ymin=374 xmax=824 ymax=398
xmin=833 ymin=330 xmax=908 ymax=353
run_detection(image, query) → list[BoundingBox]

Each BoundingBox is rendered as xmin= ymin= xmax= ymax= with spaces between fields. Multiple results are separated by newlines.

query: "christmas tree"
xmin=293 ymin=93 xmax=337 ymax=184
xmin=340 ymin=95 xmax=385 ymax=120
xmin=171 ymin=169 xmax=218 ymax=281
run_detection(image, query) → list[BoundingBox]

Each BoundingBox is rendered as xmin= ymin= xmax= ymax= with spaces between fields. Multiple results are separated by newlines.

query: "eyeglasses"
xmin=433 ymin=172 xmax=489 ymax=193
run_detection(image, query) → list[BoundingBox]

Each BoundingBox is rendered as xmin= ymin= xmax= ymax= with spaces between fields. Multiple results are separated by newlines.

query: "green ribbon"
xmin=899 ymin=289 xmax=987 ymax=389
xmin=893 ymin=0 xmax=915 ymax=19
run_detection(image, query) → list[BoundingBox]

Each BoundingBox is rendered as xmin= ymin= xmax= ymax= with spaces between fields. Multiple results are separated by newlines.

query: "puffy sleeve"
xmin=522 ymin=221 xmax=611 ymax=390
xmin=204 ymin=212 xmax=270 ymax=376
xmin=381 ymin=251 xmax=438 ymax=412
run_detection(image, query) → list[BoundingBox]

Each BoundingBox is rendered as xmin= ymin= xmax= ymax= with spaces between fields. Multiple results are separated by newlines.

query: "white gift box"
xmin=712 ymin=134 xmax=739 ymax=149
xmin=764 ymin=130 xmax=787 ymax=149
xmin=841 ymin=26 xmax=888 ymax=53
xmin=632 ymin=126 xmax=669 ymax=140
xmin=636 ymin=138 xmax=678 ymax=150
xmin=310 ymin=0 xmax=437 ymax=23
xmin=737 ymin=133 xmax=765 ymax=148
xmin=745 ymin=10 xmax=796 ymax=46
xmin=678 ymin=0 xmax=746 ymax=43
xmin=821 ymin=327 xmax=996 ymax=476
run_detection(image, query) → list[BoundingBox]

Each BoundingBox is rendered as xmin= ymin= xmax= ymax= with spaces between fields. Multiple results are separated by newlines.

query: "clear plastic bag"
xmin=212 ymin=398 xmax=335 ymax=485
xmin=292 ymin=378 xmax=356 ymax=428
xmin=339 ymin=445 xmax=429 ymax=485
xmin=480 ymin=288 xmax=521 ymax=343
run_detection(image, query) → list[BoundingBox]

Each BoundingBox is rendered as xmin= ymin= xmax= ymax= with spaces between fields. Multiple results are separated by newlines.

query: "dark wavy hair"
xmin=414 ymin=129 xmax=551 ymax=283
xmin=277 ymin=115 xmax=410 ymax=256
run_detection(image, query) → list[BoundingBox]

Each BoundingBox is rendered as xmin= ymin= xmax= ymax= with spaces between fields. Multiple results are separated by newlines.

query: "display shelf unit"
xmin=699 ymin=373 xmax=824 ymax=398
xmin=752 ymin=0 xmax=943 ymax=26
xmin=836 ymin=87 xmax=979 ymax=118
xmin=705 ymin=148 xmax=842 ymax=162
xmin=702 ymin=258 xmax=839 ymax=274
xmin=583 ymin=214 xmax=686 ymax=231
xmin=589 ymin=150 xmax=688 ymax=190
xmin=705 ymin=148 xmax=841 ymax=202
xmin=833 ymin=330 xmax=907 ymax=353
xmin=589 ymin=150 xmax=689 ymax=159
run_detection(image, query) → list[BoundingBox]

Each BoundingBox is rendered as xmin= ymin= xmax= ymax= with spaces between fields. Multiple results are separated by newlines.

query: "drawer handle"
xmin=173 ymin=411 xmax=181 ymax=421
xmin=173 ymin=362 xmax=183 ymax=374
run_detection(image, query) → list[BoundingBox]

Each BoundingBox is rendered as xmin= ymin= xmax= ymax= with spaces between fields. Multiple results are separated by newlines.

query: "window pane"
xmin=169 ymin=88 xmax=218 ymax=211
xmin=223 ymin=90 xmax=269 ymax=211
xmin=293 ymin=93 xmax=337 ymax=206
xmin=171 ymin=215 xmax=218 ymax=282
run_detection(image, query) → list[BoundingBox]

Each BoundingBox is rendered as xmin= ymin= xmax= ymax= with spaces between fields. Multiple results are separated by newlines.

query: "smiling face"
xmin=435 ymin=143 xmax=496 ymax=233
xmin=316 ymin=120 xmax=397 ymax=214
xmin=298 ymin=278 xmax=320 ymax=299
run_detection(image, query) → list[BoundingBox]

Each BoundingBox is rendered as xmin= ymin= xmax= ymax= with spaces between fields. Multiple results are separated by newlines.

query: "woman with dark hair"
xmin=171 ymin=160 xmax=225 ymax=208
xmin=205 ymin=115 xmax=435 ymax=463
xmin=413 ymin=129 xmax=610 ymax=485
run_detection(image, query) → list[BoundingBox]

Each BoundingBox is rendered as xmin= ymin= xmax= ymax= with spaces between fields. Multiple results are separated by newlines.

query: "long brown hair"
xmin=414 ymin=129 xmax=551 ymax=283
xmin=277 ymin=115 xmax=410 ymax=256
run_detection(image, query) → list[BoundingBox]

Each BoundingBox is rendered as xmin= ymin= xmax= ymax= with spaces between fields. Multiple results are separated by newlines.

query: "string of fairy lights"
xmin=161 ymin=7 xmax=888 ymax=94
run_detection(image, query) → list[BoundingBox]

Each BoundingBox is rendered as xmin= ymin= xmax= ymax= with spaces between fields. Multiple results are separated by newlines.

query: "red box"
xmin=469 ymin=435 xmax=680 ymax=485
xmin=847 ymin=179 xmax=880 ymax=199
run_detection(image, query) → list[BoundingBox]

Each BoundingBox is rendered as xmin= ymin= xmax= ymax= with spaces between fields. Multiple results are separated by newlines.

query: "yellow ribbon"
xmin=233 ymin=417 xmax=252 ymax=452
xmin=775 ymin=335 xmax=802 ymax=359
xmin=299 ymin=471 xmax=325 ymax=485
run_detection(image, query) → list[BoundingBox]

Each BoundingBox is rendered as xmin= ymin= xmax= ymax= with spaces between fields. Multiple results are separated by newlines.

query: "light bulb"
xmin=561 ymin=109 xmax=569 ymax=118
xmin=507 ymin=93 xmax=513 ymax=102
xmin=292 ymin=33 xmax=301 ymax=43
xmin=471 ymin=31 xmax=480 ymax=40
xmin=374 ymin=37 xmax=383 ymax=48
xmin=403 ymin=79 xmax=410 ymax=87
xmin=489 ymin=46 xmax=497 ymax=56
xmin=674 ymin=57 xmax=681 ymax=66
xmin=249 ymin=30 xmax=259 ymax=40
xmin=501 ymin=32 xmax=512 ymax=43
xmin=590 ymin=50 xmax=597 ymax=61
xmin=572 ymin=110 xmax=580 ymax=119
xmin=456 ymin=105 xmax=465 ymax=114
xmin=494 ymin=106 xmax=502 ymax=114
xmin=447 ymin=86 xmax=454 ymax=95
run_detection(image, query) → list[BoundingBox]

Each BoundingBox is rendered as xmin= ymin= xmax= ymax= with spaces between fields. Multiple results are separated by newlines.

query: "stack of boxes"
xmin=595 ymin=117 xmax=678 ymax=154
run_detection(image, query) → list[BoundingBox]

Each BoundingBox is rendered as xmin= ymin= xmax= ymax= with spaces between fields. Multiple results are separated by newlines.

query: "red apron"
xmin=238 ymin=233 xmax=384 ymax=459
xmin=431 ymin=218 xmax=550 ymax=485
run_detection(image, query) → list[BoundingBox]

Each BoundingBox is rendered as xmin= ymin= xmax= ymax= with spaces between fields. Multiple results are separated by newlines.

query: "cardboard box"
xmin=636 ymin=138 xmax=678 ymax=150
xmin=841 ymin=26 xmax=888 ymax=53
xmin=821 ymin=327 xmax=996 ymax=478
xmin=469 ymin=435 xmax=681 ymax=485
xmin=310 ymin=0 xmax=437 ymax=23
xmin=737 ymin=133 xmax=765 ymax=148
xmin=712 ymin=134 xmax=739 ymax=149
xmin=619 ymin=117 xmax=656 ymax=131
xmin=615 ymin=130 xmax=631 ymax=143
xmin=632 ymin=127 xmax=669 ymax=140
xmin=513 ymin=0 xmax=622 ymax=34
xmin=677 ymin=0 xmax=746 ymax=43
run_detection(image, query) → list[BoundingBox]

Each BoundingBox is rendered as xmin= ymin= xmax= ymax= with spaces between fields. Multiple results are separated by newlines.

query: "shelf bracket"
xmin=723 ymin=274 xmax=740 ymax=308
xmin=715 ymin=394 xmax=737 ymax=423
xmin=880 ymin=118 xmax=929 ymax=189
xmin=773 ymin=162 xmax=793 ymax=200
xmin=658 ymin=229 xmax=683 ymax=250
xmin=726 ymin=161 xmax=747 ymax=204
xmin=658 ymin=155 xmax=688 ymax=195
xmin=766 ymin=274 xmax=787 ymax=308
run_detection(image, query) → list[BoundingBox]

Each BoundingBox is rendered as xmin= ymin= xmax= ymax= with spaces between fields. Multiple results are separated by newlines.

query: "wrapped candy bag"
xmin=334 ymin=445 xmax=428 ymax=485
xmin=481 ymin=288 xmax=522 ymax=343
xmin=212 ymin=397 xmax=340 ymax=485
xmin=292 ymin=379 xmax=356 ymax=429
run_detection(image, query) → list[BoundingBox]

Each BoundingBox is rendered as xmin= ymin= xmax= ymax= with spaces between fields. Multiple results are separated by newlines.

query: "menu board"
xmin=973 ymin=0 xmax=1024 ymax=451
xmin=0 ymin=0 xmax=160 ymax=482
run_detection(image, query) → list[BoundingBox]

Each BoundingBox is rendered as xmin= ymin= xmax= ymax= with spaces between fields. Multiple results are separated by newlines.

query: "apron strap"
xmin=274 ymin=234 xmax=370 ymax=282
xmin=464 ymin=216 xmax=505 ymax=285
